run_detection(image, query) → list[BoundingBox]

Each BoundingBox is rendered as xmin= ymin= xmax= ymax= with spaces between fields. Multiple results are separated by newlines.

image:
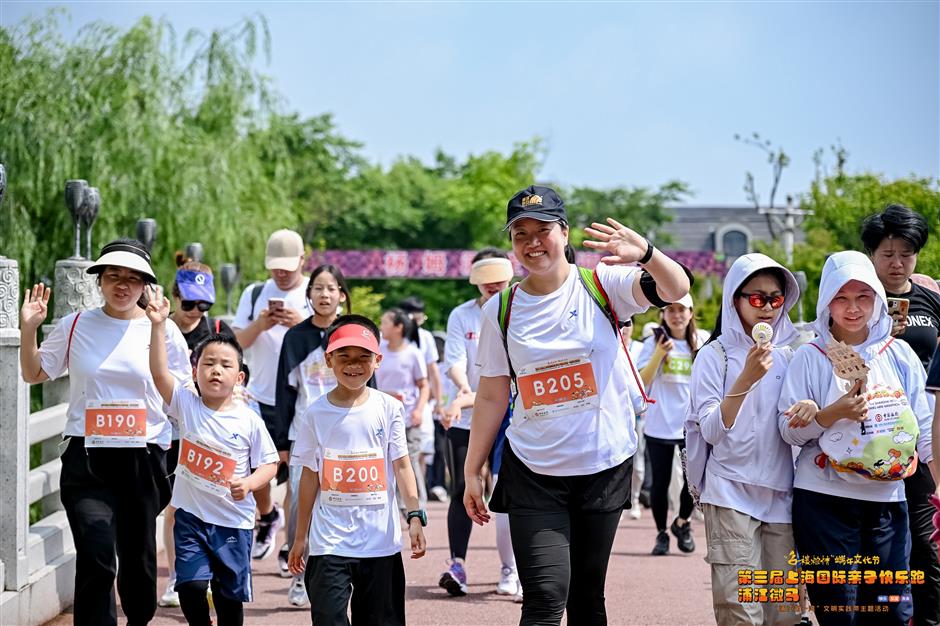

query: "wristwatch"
xmin=406 ymin=509 xmax=427 ymax=527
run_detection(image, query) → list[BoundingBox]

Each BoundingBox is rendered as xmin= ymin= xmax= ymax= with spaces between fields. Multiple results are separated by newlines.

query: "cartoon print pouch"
xmin=814 ymin=340 xmax=919 ymax=481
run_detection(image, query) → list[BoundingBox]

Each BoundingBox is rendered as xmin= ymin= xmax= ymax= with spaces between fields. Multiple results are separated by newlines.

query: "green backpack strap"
xmin=497 ymin=284 xmax=520 ymax=384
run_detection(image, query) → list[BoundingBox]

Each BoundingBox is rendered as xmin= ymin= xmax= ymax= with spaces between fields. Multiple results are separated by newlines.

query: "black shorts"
xmin=304 ymin=553 xmax=405 ymax=626
xmin=489 ymin=443 xmax=632 ymax=515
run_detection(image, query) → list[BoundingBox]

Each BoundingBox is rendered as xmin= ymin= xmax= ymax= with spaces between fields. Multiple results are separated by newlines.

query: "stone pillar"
xmin=39 ymin=259 xmax=102 ymax=515
xmin=0 ymin=257 xmax=30 ymax=591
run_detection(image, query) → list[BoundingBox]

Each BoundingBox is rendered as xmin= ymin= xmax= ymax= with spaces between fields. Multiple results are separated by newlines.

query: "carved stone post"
xmin=0 ymin=257 xmax=30 ymax=591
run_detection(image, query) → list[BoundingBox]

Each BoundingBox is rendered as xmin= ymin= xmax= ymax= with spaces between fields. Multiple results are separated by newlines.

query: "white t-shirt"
xmin=232 ymin=279 xmax=312 ymax=405
xmin=291 ymin=389 xmax=409 ymax=558
xmin=443 ymin=298 xmax=483 ymax=430
xmin=39 ymin=308 xmax=192 ymax=449
xmin=374 ymin=344 xmax=427 ymax=419
xmin=415 ymin=327 xmax=439 ymax=366
xmin=170 ymin=383 xmax=279 ymax=529
xmin=637 ymin=330 xmax=709 ymax=440
xmin=476 ymin=263 xmax=647 ymax=476
xmin=287 ymin=346 xmax=336 ymax=440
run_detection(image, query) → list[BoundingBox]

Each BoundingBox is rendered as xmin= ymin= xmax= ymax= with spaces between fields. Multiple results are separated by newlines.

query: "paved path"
xmin=46 ymin=501 xmax=727 ymax=625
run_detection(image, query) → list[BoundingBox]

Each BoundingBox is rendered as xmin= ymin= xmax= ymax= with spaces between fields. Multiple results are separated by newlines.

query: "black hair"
xmin=307 ymin=264 xmax=352 ymax=313
xmin=384 ymin=307 xmax=419 ymax=344
xmin=324 ymin=314 xmax=381 ymax=349
xmin=860 ymin=203 xmax=929 ymax=254
xmin=701 ymin=267 xmax=788 ymax=349
xmin=241 ymin=362 xmax=250 ymax=386
xmin=398 ymin=296 xmax=425 ymax=314
xmin=472 ymin=247 xmax=509 ymax=263
xmin=192 ymin=333 xmax=244 ymax=369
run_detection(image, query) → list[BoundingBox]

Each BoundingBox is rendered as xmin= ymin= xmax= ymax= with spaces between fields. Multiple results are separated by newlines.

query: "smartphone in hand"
xmin=887 ymin=297 xmax=909 ymax=332
xmin=652 ymin=326 xmax=667 ymax=343
xmin=268 ymin=297 xmax=286 ymax=312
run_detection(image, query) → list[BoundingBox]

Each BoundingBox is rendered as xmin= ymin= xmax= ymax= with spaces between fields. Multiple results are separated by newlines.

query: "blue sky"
xmin=2 ymin=1 xmax=938 ymax=205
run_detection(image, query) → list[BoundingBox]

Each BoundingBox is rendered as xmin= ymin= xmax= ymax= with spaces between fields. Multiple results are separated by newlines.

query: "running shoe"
xmin=438 ymin=560 xmax=468 ymax=596
xmin=251 ymin=504 xmax=284 ymax=560
xmin=628 ymin=499 xmax=642 ymax=520
xmin=651 ymin=530 xmax=669 ymax=555
xmin=158 ymin=577 xmax=179 ymax=607
xmin=288 ymin=575 xmax=309 ymax=607
xmin=638 ymin=489 xmax=651 ymax=509
xmin=429 ymin=485 xmax=450 ymax=503
xmin=496 ymin=565 xmax=521 ymax=596
xmin=670 ymin=517 xmax=695 ymax=553
xmin=278 ymin=543 xmax=291 ymax=577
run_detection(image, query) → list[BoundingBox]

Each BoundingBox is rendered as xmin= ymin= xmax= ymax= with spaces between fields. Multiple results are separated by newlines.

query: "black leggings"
xmin=446 ymin=427 xmax=473 ymax=560
xmin=510 ymin=509 xmax=622 ymax=625
xmin=177 ymin=579 xmax=244 ymax=626
xmin=645 ymin=435 xmax=694 ymax=532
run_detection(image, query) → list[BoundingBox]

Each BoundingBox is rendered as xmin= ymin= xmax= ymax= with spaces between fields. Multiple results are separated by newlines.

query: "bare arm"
xmin=229 ymin=462 xmax=277 ymax=500
xmin=287 ymin=466 xmax=320 ymax=575
xmin=233 ymin=312 xmax=276 ymax=350
xmin=19 ymin=284 xmax=51 ymax=383
xmin=639 ymin=346 xmax=667 ymax=388
xmin=427 ymin=361 xmax=442 ymax=406
xmin=146 ymin=286 xmax=175 ymax=406
xmin=633 ymin=247 xmax=691 ymax=305
xmin=393 ymin=455 xmax=428 ymax=558
xmin=464 ymin=375 xmax=511 ymax=525
xmin=447 ymin=364 xmax=472 ymax=395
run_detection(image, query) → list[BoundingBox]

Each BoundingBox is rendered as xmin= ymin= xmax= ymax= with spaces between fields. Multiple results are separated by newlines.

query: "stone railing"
xmin=0 ymin=256 xmax=103 ymax=626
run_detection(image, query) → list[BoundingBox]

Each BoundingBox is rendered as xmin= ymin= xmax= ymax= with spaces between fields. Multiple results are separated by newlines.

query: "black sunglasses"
xmin=181 ymin=300 xmax=212 ymax=312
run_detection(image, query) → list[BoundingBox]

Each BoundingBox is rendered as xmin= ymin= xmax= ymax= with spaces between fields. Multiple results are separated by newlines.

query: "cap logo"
xmin=362 ymin=329 xmax=371 ymax=339
xmin=194 ymin=274 xmax=206 ymax=285
xmin=520 ymin=194 xmax=543 ymax=208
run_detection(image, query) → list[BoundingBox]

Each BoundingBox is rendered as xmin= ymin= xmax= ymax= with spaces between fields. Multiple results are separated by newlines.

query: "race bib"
xmin=84 ymin=400 xmax=147 ymax=448
xmin=661 ymin=354 xmax=692 ymax=384
xmin=320 ymin=447 xmax=388 ymax=506
xmin=516 ymin=355 xmax=599 ymax=420
xmin=178 ymin=437 xmax=238 ymax=497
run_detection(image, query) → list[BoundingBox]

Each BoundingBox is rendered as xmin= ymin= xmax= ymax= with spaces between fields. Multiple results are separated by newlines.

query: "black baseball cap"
xmin=504 ymin=185 xmax=568 ymax=230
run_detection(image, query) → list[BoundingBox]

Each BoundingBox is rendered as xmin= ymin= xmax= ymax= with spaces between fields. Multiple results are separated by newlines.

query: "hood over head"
xmin=720 ymin=253 xmax=800 ymax=347
xmin=811 ymin=251 xmax=889 ymax=350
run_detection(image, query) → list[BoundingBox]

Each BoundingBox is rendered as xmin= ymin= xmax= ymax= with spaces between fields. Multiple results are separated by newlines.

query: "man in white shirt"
xmin=232 ymin=229 xmax=312 ymax=560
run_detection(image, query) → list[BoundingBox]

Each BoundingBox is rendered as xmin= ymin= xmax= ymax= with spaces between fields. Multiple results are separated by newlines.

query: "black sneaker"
xmin=651 ymin=531 xmax=669 ymax=555
xmin=638 ymin=489 xmax=651 ymax=509
xmin=670 ymin=518 xmax=695 ymax=553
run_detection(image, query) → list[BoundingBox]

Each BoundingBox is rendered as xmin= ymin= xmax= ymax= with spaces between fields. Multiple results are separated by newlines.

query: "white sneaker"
xmin=277 ymin=543 xmax=291 ymax=578
xmin=158 ymin=577 xmax=179 ymax=607
xmin=251 ymin=504 xmax=284 ymax=560
xmin=429 ymin=485 xmax=450 ymax=503
xmin=288 ymin=575 xmax=309 ymax=607
xmin=629 ymin=504 xmax=642 ymax=520
xmin=496 ymin=566 xmax=521 ymax=596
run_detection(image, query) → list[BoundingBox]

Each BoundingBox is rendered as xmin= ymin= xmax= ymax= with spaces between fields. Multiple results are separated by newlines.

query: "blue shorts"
xmin=174 ymin=507 xmax=253 ymax=602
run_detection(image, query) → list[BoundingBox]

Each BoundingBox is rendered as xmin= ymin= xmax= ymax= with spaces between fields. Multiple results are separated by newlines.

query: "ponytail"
xmin=564 ymin=243 xmax=577 ymax=264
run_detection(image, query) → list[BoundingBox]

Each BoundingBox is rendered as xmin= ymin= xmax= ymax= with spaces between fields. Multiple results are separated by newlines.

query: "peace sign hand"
xmin=582 ymin=218 xmax=650 ymax=265
xmin=21 ymin=283 xmax=51 ymax=332
xmin=145 ymin=285 xmax=170 ymax=324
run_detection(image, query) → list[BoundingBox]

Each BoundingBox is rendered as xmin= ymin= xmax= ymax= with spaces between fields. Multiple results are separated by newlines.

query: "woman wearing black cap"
xmin=20 ymin=238 xmax=192 ymax=626
xmin=464 ymin=186 xmax=690 ymax=625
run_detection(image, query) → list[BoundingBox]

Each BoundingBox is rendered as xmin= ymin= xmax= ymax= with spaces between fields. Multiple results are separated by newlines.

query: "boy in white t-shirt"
xmin=147 ymin=286 xmax=279 ymax=626
xmin=288 ymin=314 xmax=427 ymax=626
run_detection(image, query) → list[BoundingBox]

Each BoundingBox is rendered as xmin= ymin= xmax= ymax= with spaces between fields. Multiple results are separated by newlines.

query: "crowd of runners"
xmin=18 ymin=185 xmax=940 ymax=626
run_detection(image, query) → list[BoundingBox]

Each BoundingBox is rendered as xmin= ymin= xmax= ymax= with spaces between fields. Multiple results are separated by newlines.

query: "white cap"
xmin=669 ymin=293 xmax=694 ymax=309
xmin=265 ymin=229 xmax=304 ymax=271
xmin=86 ymin=241 xmax=157 ymax=282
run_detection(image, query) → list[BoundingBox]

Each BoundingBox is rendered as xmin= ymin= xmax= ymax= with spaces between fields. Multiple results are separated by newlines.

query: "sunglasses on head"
xmin=739 ymin=292 xmax=785 ymax=309
xmin=181 ymin=300 xmax=212 ymax=312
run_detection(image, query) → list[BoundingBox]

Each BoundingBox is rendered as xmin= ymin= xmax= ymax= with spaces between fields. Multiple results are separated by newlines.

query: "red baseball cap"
xmin=325 ymin=324 xmax=381 ymax=355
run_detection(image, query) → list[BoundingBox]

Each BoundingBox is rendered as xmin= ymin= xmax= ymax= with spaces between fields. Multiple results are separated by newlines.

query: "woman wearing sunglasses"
xmin=158 ymin=255 xmax=234 ymax=608
xmin=687 ymin=253 xmax=810 ymax=625
xmin=637 ymin=293 xmax=710 ymax=556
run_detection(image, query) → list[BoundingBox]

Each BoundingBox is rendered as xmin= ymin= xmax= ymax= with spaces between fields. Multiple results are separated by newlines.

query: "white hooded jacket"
xmin=777 ymin=251 xmax=933 ymax=502
xmin=688 ymin=254 xmax=800 ymax=499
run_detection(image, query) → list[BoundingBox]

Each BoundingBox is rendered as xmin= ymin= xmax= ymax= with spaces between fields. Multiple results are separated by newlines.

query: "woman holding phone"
xmin=861 ymin=204 xmax=940 ymax=626
xmin=637 ymin=295 xmax=709 ymax=555
xmin=19 ymin=238 xmax=192 ymax=626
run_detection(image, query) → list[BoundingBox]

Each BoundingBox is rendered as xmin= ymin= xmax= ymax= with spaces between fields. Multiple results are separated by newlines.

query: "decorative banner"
xmin=304 ymin=250 xmax=726 ymax=279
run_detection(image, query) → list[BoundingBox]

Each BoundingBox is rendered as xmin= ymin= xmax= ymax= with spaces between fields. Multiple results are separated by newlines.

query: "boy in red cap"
xmin=288 ymin=314 xmax=427 ymax=625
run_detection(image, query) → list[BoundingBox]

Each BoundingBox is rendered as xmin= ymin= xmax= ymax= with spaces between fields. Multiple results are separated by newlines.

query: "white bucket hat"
xmin=86 ymin=240 xmax=157 ymax=283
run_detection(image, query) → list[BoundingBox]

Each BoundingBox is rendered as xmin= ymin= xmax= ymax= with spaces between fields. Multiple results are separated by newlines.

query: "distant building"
xmin=660 ymin=205 xmax=806 ymax=258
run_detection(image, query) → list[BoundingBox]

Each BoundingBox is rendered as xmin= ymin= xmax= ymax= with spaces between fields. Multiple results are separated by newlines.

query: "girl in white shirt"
xmin=464 ymin=185 xmax=690 ymax=626
xmin=377 ymin=307 xmax=429 ymax=508
xmin=638 ymin=294 xmax=709 ymax=555
xmin=19 ymin=238 xmax=191 ymax=626
xmin=687 ymin=253 xmax=806 ymax=625
xmin=778 ymin=251 xmax=936 ymax=626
